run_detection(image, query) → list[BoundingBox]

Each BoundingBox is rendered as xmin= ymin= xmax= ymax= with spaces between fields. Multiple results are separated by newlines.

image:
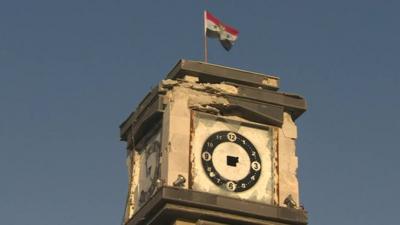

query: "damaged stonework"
xmin=119 ymin=60 xmax=307 ymax=224
xmin=123 ymin=126 xmax=162 ymax=220
xmin=159 ymin=81 xmax=235 ymax=188
xmin=278 ymin=112 xmax=300 ymax=207
xmin=160 ymin=86 xmax=192 ymax=188
xmin=272 ymin=127 xmax=279 ymax=205
xmin=124 ymin=150 xmax=141 ymax=220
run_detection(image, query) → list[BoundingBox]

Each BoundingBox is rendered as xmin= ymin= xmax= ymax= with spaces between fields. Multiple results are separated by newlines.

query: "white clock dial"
xmin=212 ymin=142 xmax=250 ymax=181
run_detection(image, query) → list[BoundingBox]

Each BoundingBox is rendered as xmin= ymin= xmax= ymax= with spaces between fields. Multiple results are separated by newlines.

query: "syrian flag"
xmin=204 ymin=11 xmax=239 ymax=51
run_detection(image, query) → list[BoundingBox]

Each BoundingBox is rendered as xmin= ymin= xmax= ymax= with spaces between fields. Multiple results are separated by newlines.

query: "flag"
xmin=204 ymin=11 xmax=239 ymax=51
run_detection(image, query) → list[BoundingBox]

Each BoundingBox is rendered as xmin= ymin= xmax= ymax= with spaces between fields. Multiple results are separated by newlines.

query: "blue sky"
xmin=1 ymin=1 xmax=399 ymax=225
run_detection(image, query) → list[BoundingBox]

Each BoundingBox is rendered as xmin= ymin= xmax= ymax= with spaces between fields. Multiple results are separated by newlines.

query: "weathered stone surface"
xmin=278 ymin=112 xmax=300 ymax=207
xmin=282 ymin=113 xmax=297 ymax=139
xmin=124 ymin=150 xmax=141 ymax=219
xmin=123 ymin=78 xmax=304 ymax=223
xmin=173 ymin=219 xmax=195 ymax=225
xmin=162 ymin=89 xmax=191 ymax=187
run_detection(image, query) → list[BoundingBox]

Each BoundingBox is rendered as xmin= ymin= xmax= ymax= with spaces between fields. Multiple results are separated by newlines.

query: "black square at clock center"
xmin=227 ymin=155 xmax=239 ymax=167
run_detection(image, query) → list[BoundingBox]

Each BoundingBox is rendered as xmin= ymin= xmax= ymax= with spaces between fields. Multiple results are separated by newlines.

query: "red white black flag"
xmin=204 ymin=11 xmax=239 ymax=51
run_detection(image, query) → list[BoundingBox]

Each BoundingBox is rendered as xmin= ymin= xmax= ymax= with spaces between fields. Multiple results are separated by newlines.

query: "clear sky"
xmin=1 ymin=1 xmax=399 ymax=225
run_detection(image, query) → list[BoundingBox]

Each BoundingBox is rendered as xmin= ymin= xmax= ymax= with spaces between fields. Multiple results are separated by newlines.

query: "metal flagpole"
xmin=204 ymin=10 xmax=208 ymax=63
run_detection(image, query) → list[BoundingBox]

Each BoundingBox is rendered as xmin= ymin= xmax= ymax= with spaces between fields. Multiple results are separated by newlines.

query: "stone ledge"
xmin=127 ymin=187 xmax=308 ymax=225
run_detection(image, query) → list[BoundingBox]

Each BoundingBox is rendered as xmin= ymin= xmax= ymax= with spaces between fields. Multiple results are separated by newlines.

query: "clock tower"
xmin=120 ymin=60 xmax=307 ymax=225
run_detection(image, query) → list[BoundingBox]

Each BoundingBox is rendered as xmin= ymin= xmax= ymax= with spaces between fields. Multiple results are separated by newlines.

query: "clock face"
xmin=201 ymin=131 xmax=262 ymax=192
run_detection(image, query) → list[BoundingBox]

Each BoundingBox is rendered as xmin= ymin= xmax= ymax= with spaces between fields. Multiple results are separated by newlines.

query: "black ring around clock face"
xmin=201 ymin=131 xmax=262 ymax=192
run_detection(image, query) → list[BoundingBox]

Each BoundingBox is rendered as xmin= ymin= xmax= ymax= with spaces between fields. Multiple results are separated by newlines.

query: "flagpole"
xmin=203 ymin=10 xmax=208 ymax=63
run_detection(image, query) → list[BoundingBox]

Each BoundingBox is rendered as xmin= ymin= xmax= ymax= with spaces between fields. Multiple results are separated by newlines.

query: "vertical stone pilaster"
xmin=278 ymin=112 xmax=300 ymax=207
xmin=162 ymin=87 xmax=191 ymax=188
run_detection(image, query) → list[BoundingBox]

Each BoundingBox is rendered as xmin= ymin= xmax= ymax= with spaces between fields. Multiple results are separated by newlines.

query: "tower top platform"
xmin=166 ymin=59 xmax=280 ymax=90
